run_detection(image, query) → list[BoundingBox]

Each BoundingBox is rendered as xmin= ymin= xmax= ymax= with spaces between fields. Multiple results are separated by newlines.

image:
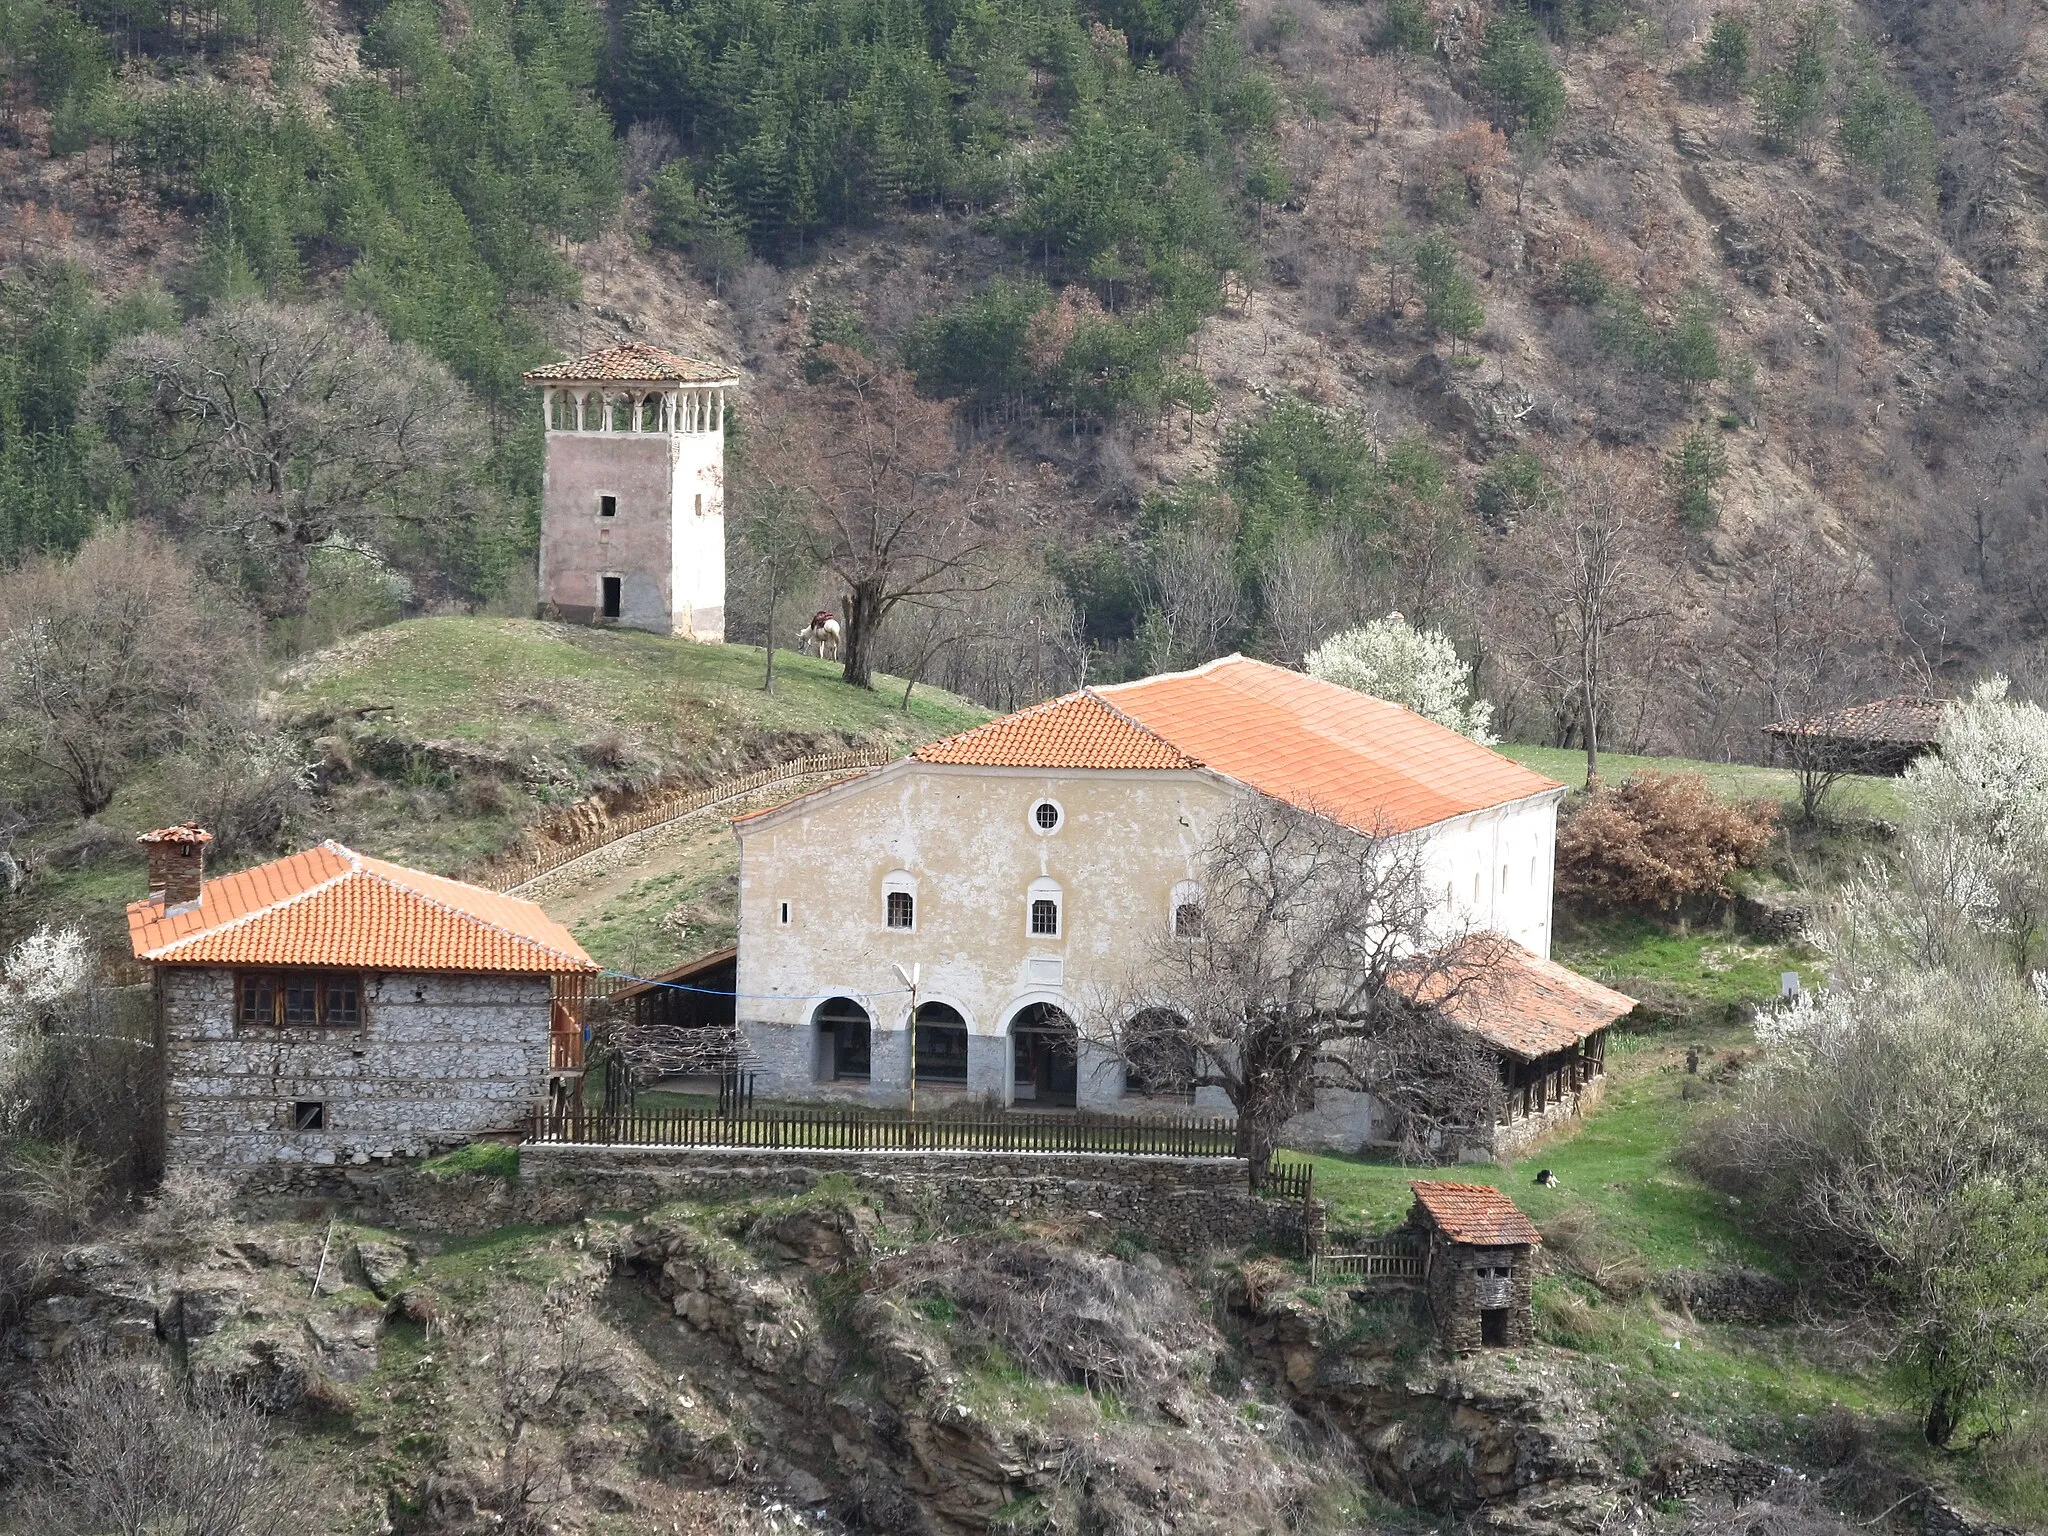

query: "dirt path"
xmin=530 ymin=768 xmax=871 ymax=965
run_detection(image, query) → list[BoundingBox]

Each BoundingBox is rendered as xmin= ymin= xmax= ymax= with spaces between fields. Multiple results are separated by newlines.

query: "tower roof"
xmin=524 ymin=342 xmax=738 ymax=386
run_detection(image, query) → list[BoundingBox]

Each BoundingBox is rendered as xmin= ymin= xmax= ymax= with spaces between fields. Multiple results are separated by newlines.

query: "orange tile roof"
xmin=913 ymin=656 xmax=1559 ymax=833
xmin=523 ymin=342 xmax=737 ymax=385
xmin=914 ymin=691 xmax=1199 ymax=770
xmin=1100 ymin=657 xmax=1560 ymax=834
xmin=1408 ymin=940 xmax=1637 ymax=1059
xmin=128 ymin=843 xmax=598 ymax=975
xmin=1410 ymin=1181 xmax=1542 ymax=1246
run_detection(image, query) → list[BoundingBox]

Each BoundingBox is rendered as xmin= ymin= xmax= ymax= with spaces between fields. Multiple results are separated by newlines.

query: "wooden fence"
xmin=1310 ymin=1234 xmax=1426 ymax=1286
xmin=1252 ymin=1156 xmax=1314 ymax=1206
xmin=526 ymin=1103 xmax=1242 ymax=1158
xmin=483 ymin=748 xmax=894 ymax=893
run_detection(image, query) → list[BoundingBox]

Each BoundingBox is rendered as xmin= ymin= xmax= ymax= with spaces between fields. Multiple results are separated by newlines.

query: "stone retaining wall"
xmin=238 ymin=1146 xmax=1315 ymax=1257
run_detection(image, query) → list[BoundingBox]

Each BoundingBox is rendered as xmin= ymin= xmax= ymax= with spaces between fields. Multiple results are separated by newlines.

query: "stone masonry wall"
xmin=233 ymin=1147 xmax=1314 ymax=1257
xmin=1426 ymin=1240 xmax=1537 ymax=1352
xmin=161 ymin=969 xmax=552 ymax=1168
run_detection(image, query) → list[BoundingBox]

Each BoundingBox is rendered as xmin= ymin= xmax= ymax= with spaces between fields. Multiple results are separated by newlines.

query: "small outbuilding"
xmin=128 ymin=826 xmax=599 ymax=1168
xmin=1763 ymin=696 xmax=1951 ymax=776
xmin=1409 ymin=1180 xmax=1542 ymax=1352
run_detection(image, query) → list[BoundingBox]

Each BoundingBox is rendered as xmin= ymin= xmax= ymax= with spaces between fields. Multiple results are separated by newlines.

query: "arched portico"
xmin=1008 ymin=1001 xmax=1079 ymax=1109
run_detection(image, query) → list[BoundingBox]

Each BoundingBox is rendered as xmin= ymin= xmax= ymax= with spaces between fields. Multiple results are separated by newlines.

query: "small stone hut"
xmin=1409 ymin=1180 xmax=1541 ymax=1352
xmin=128 ymin=827 xmax=599 ymax=1168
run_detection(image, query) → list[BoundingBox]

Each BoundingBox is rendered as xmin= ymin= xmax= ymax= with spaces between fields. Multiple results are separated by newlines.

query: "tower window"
xmin=779 ymin=901 xmax=791 ymax=925
xmin=886 ymin=891 xmax=914 ymax=930
xmin=1033 ymin=801 xmax=1061 ymax=831
xmin=599 ymin=494 xmax=617 ymax=518
xmin=292 ymin=1100 xmax=326 ymax=1132
xmin=601 ymin=577 xmax=622 ymax=619
xmin=693 ymin=493 xmax=703 ymax=516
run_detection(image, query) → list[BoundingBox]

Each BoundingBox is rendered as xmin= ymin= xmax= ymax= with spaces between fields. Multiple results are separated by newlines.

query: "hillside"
xmin=6 ymin=0 xmax=2047 ymax=750
xmin=2 ymin=619 xmax=986 ymax=951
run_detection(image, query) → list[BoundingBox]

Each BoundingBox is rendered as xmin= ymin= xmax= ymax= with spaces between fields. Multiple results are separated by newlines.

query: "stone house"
xmin=127 ymin=825 xmax=600 ymax=1168
xmin=731 ymin=655 xmax=1632 ymax=1144
xmin=524 ymin=342 xmax=739 ymax=640
xmin=1409 ymin=1181 xmax=1541 ymax=1351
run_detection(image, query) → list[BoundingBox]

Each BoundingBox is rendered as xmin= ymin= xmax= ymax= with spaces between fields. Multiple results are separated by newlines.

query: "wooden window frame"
xmin=236 ymin=971 xmax=368 ymax=1029
xmin=885 ymin=890 xmax=915 ymax=931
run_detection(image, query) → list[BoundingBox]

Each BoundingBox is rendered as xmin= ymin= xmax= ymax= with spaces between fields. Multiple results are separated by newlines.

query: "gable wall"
xmin=160 ymin=968 xmax=552 ymax=1167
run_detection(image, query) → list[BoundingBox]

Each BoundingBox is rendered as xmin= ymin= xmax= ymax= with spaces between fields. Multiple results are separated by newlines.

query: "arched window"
xmin=914 ymin=1001 xmax=968 ymax=1083
xmin=814 ymin=996 xmax=870 ymax=1081
xmin=1028 ymin=878 xmax=1061 ymax=937
xmin=883 ymin=870 xmax=916 ymax=931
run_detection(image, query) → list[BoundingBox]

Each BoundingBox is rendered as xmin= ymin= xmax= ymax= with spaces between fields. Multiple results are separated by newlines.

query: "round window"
xmin=1032 ymin=800 xmax=1061 ymax=832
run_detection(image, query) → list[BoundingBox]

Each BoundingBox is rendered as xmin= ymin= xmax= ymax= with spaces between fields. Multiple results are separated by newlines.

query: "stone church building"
xmin=524 ymin=342 xmax=739 ymax=641
xmin=730 ymin=655 xmax=1634 ymax=1151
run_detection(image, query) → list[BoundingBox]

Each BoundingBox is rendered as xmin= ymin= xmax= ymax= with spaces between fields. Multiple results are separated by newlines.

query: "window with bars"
xmin=886 ymin=890 xmax=915 ymax=930
xmin=238 ymin=973 xmax=364 ymax=1028
xmin=1030 ymin=898 xmax=1059 ymax=936
xmin=1173 ymin=903 xmax=1203 ymax=939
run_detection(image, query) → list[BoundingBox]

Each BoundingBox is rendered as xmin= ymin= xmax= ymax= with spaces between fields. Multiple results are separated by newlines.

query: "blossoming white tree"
xmin=1305 ymin=614 xmax=1496 ymax=743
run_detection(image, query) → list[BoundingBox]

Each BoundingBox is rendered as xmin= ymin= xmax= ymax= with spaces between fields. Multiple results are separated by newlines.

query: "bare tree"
xmin=728 ymin=481 xmax=822 ymax=694
xmin=1106 ymin=797 xmax=1502 ymax=1172
xmin=5 ymin=1345 xmax=325 ymax=1535
xmin=1258 ymin=528 xmax=1359 ymax=669
xmin=751 ymin=347 xmax=998 ymax=688
xmin=1500 ymin=457 xmax=1670 ymax=783
xmin=1139 ymin=521 xmax=1244 ymax=674
xmin=0 ymin=523 xmax=259 ymax=816
xmin=1734 ymin=529 xmax=1898 ymax=821
xmin=469 ymin=1287 xmax=620 ymax=1532
xmin=92 ymin=300 xmax=500 ymax=613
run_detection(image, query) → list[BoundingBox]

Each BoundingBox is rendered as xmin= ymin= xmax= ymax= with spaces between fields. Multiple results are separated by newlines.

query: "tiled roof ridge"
xmin=913 ymin=688 xmax=1201 ymax=768
xmin=138 ymin=844 xmax=358 ymax=961
xmin=351 ymin=854 xmax=595 ymax=971
xmin=1077 ymin=686 xmax=1206 ymax=766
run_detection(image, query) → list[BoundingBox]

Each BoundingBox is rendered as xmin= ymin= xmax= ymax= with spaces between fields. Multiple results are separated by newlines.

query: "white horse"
xmin=797 ymin=611 xmax=843 ymax=661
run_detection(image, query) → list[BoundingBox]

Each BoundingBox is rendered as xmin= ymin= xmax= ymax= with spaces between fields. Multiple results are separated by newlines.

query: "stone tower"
xmin=524 ymin=343 xmax=740 ymax=641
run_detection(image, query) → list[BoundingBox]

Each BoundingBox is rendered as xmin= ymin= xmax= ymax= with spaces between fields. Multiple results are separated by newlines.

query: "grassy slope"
xmin=1497 ymin=744 xmax=1903 ymax=821
xmin=1296 ymin=924 xmax=2042 ymax=1524
xmin=271 ymin=617 xmax=988 ymax=876
xmin=16 ymin=618 xmax=990 ymax=946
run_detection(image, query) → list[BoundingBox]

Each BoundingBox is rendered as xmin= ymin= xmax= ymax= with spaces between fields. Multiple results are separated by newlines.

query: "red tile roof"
xmin=1410 ymin=1181 xmax=1543 ymax=1246
xmin=1764 ymin=696 xmax=1951 ymax=748
xmin=523 ymin=342 xmax=737 ymax=385
xmin=1409 ymin=940 xmax=1637 ymax=1059
xmin=128 ymin=843 xmax=598 ymax=975
xmin=914 ymin=691 xmax=1198 ymax=770
xmin=911 ymin=656 xmax=1559 ymax=834
xmin=138 ymin=822 xmax=213 ymax=848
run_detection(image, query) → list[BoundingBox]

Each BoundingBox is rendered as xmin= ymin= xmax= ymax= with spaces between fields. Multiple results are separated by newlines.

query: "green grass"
xmin=571 ymin=858 xmax=737 ymax=973
xmin=1300 ymin=1026 xmax=1768 ymax=1269
xmin=1498 ymin=743 xmax=1902 ymax=821
xmin=1555 ymin=913 xmax=1819 ymax=1023
xmin=281 ymin=616 xmax=987 ymax=756
xmin=421 ymin=1140 xmax=519 ymax=1178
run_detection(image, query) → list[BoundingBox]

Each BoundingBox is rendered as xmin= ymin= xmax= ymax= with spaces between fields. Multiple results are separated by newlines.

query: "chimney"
xmin=138 ymin=823 xmax=213 ymax=911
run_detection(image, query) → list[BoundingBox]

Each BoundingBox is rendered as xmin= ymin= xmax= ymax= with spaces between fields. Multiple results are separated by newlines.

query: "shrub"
xmin=1476 ymin=5 xmax=1565 ymax=142
xmin=1306 ymin=616 xmax=1495 ymax=742
xmin=1555 ymin=772 xmax=1777 ymax=912
xmin=1666 ymin=426 xmax=1728 ymax=528
xmin=1694 ymin=13 xmax=1751 ymax=97
xmin=1376 ymin=0 xmax=1435 ymax=53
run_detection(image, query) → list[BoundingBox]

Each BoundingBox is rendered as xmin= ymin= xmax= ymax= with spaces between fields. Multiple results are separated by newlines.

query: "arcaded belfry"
xmin=524 ymin=342 xmax=740 ymax=640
